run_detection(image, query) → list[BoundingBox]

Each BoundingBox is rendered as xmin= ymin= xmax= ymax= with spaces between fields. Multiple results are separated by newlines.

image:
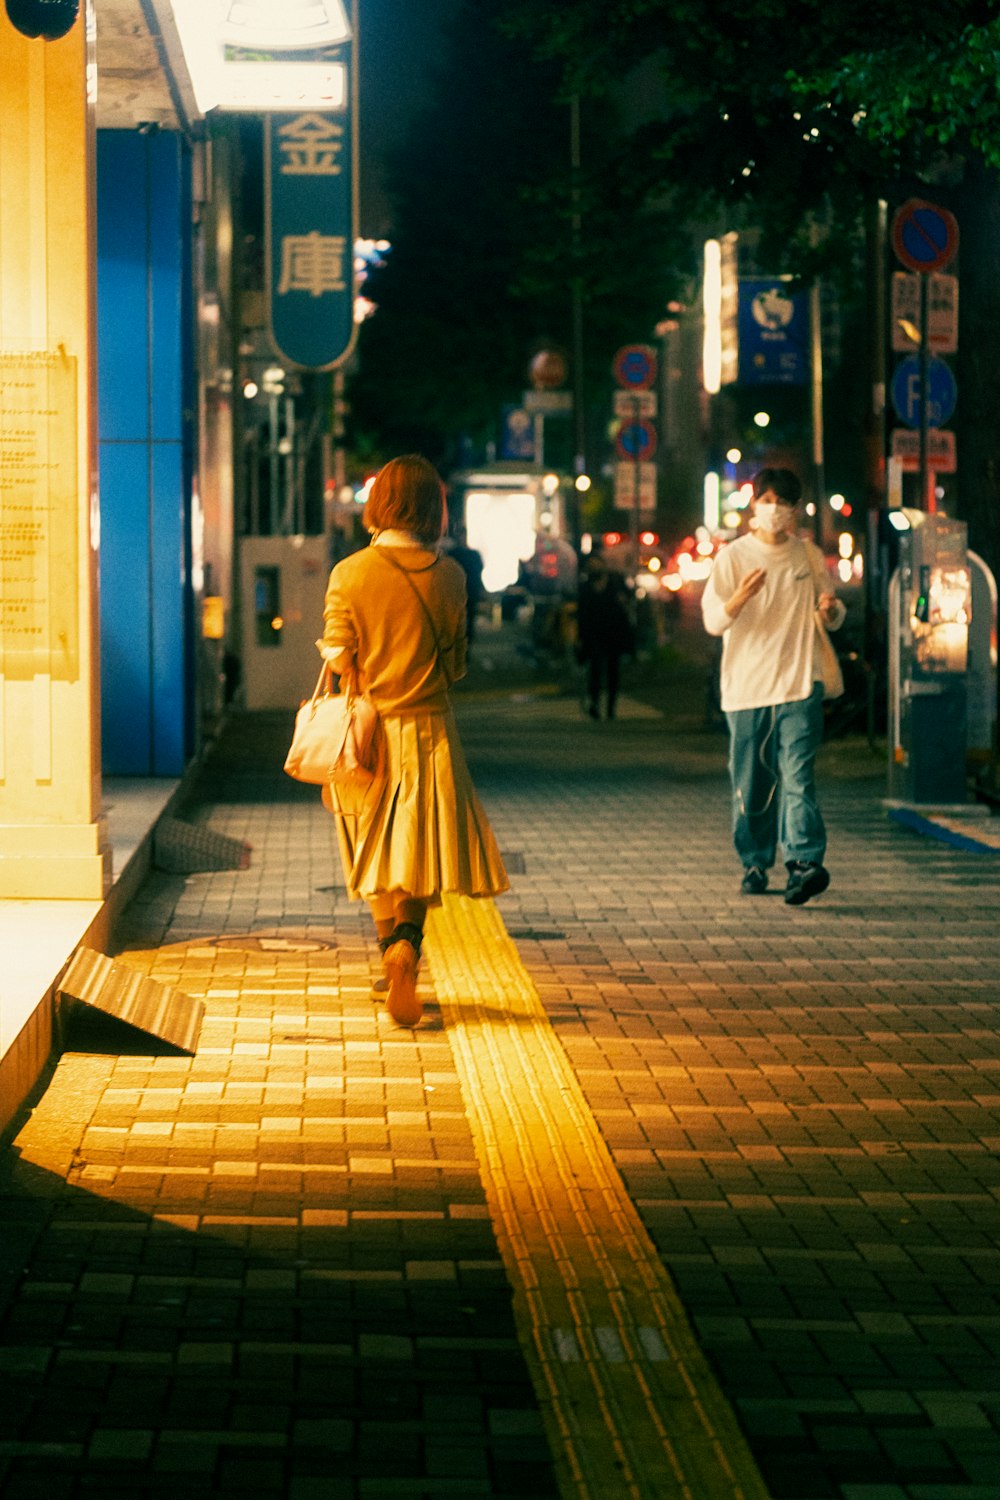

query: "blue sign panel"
xmin=500 ymin=406 xmax=536 ymax=460
xmin=266 ymin=17 xmax=358 ymax=370
xmin=890 ymin=355 xmax=957 ymax=429
xmin=737 ymin=280 xmax=808 ymax=386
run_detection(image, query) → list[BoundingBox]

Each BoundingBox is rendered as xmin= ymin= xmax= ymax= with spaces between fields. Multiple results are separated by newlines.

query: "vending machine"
xmin=888 ymin=513 xmax=971 ymax=805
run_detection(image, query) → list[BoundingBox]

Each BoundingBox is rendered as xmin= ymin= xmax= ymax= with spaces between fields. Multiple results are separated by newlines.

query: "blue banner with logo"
xmin=266 ymin=17 xmax=358 ymax=370
xmin=737 ymin=280 xmax=808 ymax=386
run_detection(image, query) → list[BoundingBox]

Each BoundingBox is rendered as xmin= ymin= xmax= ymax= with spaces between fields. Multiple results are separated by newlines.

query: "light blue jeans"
xmin=726 ymin=682 xmax=826 ymax=871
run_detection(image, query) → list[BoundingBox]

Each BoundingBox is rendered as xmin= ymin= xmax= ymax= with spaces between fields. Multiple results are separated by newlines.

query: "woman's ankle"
xmin=386 ymin=921 xmax=423 ymax=955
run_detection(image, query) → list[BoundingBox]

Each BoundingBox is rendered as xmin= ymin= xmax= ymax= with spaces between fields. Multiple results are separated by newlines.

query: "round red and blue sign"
xmin=612 ymin=344 xmax=658 ymax=390
xmin=891 ymin=199 xmax=959 ymax=274
xmin=615 ymin=420 xmax=657 ymax=462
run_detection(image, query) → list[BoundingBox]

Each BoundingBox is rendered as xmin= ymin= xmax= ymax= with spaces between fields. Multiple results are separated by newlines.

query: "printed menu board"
xmin=0 ymin=351 xmax=78 ymax=680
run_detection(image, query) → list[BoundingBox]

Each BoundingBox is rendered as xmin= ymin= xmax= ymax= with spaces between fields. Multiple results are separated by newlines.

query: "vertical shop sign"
xmin=265 ymin=3 xmax=359 ymax=370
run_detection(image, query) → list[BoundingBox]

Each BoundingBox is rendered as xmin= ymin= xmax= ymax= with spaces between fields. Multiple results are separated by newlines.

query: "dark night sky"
xmin=358 ymin=0 xmax=461 ymax=237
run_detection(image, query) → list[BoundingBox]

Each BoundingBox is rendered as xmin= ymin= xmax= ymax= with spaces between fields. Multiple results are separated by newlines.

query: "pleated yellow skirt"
xmin=326 ymin=706 xmax=509 ymax=905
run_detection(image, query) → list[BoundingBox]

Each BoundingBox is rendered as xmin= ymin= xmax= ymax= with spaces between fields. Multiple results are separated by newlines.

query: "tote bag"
xmin=284 ymin=665 xmax=381 ymax=790
xmin=813 ymin=612 xmax=844 ymax=701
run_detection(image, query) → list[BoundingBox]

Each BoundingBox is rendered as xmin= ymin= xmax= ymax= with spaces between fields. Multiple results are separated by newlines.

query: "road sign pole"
xmin=633 ymin=395 xmax=641 ymax=577
xmin=918 ymin=272 xmax=931 ymax=512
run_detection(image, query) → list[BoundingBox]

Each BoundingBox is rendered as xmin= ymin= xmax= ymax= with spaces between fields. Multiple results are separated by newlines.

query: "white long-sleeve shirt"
xmin=701 ymin=532 xmax=846 ymax=712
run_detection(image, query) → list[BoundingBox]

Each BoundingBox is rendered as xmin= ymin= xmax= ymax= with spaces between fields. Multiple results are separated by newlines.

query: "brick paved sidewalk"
xmin=460 ymin=686 xmax=1000 ymax=1500
xmin=3 ymin=634 xmax=1000 ymax=1499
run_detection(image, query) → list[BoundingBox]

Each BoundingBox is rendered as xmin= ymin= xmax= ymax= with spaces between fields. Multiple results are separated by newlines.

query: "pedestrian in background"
xmin=701 ymin=466 xmax=845 ymax=904
xmin=320 ymin=455 xmax=508 ymax=1025
xmin=576 ymin=553 xmax=635 ymax=720
xmin=442 ymin=524 xmax=485 ymax=646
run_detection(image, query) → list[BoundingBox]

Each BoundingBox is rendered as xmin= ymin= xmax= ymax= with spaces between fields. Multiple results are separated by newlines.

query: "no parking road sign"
xmin=892 ymin=199 xmax=959 ymax=274
xmin=615 ymin=419 xmax=657 ymax=462
xmin=612 ymin=344 xmax=658 ymax=389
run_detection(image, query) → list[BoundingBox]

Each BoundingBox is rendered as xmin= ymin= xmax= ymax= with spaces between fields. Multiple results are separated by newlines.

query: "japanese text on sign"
xmin=0 ymin=352 xmax=79 ymax=681
xmin=277 ymin=233 xmax=348 ymax=297
xmin=277 ymin=114 xmax=344 ymax=176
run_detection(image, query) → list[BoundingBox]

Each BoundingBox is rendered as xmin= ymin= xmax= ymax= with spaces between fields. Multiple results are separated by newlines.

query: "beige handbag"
xmin=284 ymin=665 xmax=382 ymax=790
xmin=814 ymin=611 xmax=844 ymax=700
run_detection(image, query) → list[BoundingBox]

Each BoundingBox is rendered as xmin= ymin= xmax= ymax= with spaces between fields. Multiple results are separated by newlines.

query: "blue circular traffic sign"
xmin=890 ymin=355 xmax=957 ymax=429
xmin=891 ymin=199 xmax=959 ymax=273
xmin=613 ymin=344 xmax=657 ymax=389
xmin=615 ymin=420 xmax=657 ymax=461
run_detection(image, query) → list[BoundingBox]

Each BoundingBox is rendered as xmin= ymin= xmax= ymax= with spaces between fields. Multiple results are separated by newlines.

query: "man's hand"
xmin=817 ymin=591 xmax=838 ymax=625
xmin=726 ymin=567 xmax=766 ymax=619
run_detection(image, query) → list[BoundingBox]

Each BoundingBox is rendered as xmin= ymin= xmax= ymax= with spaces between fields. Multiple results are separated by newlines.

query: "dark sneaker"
xmin=784 ymin=863 xmax=830 ymax=906
xmin=740 ymin=866 xmax=768 ymax=895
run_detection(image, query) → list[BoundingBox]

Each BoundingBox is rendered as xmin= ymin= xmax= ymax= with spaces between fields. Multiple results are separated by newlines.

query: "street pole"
xmin=633 ymin=394 xmax=641 ymax=579
xmin=917 ymin=271 xmax=932 ymax=511
xmin=268 ymin=392 xmax=280 ymax=535
xmin=570 ymin=94 xmax=586 ymax=524
xmin=283 ymin=395 xmax=296 ymax=534
xmin=809 ymin=279 xmax=825 ymax=545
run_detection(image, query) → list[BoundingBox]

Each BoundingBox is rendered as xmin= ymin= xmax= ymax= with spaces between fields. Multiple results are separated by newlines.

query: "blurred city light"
xmin=753 ymin=411 xmax=770 ymax=428
xmin=829 ymin=492 xmax=846 ymax=512
xmin=167 ymin=0 xmax=352 ymax=112
xmin=466 ymin=490 xmax=536 ymax=593
xmin=703 ymin=470 xmax=720 ymax=530
xmin=702 ymin=240 xmax=722 ymax=394
xmin=574 ymin=474 xmax=592 ymax=493
xmin=726 ymin=447 xmax=742 ymax=463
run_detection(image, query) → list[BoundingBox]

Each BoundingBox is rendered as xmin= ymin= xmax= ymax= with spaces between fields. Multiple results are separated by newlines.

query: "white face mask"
xmin=753 ymin=502 xmax=796 ymax=534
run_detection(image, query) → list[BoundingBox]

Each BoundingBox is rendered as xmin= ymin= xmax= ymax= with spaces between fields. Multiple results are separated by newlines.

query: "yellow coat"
xmin=323 ymin=543 xmax=467 ymax=710
xmin=321 ymin=542 xmax=508 ymax=904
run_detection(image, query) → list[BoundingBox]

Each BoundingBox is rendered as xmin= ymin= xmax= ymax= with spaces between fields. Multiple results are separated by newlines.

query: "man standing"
xmin=701 ymin=467 xmax=845 ymax=904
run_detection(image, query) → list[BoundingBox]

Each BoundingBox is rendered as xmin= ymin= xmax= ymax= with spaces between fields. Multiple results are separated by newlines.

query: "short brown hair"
xmin=364 ymin=455 xmax=446 ymax=544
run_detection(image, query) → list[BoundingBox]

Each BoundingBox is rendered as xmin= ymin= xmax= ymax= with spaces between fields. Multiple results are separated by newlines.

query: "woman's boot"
xmin=382 ymin=922 xmax=423 ymax=1026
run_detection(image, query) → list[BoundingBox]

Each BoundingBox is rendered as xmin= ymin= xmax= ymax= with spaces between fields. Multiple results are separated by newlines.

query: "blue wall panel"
xmin=99 ymin=445 xmax=152 ymax=774
xmin=151 ymin=443 xmax=185 ymax=775
xmin=149 ymin=135 xmax=183 ymax=444
xmin=97 ymin=134 xmax=150 ymax=443
xmin=98 ymin=130 xmax=193 ymax=777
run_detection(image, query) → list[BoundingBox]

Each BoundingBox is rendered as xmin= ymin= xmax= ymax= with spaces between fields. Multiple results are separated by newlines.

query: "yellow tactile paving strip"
xmin=427 ymin=893 xmax=771 ymax=1500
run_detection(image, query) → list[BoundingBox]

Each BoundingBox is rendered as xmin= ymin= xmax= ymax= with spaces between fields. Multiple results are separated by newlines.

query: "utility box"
xmin=888 ymin=513 xmax=970 ymax=805
xmin=240 ymin=536 xmax=329 ymax=710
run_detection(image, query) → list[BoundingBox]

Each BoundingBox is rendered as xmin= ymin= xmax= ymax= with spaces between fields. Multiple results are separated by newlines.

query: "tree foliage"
xmin=349 ymin=0 xmax=692 ymax=470
xmin=500 ymin=0 xmax=1000 ymax=572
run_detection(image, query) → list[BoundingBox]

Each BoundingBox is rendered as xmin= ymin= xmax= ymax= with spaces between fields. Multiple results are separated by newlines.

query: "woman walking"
xmin=319 ymin=455 xmax=508 ymax=1026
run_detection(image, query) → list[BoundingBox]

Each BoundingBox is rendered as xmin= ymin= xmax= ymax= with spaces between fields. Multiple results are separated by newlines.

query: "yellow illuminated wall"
xmin=0 ymin=3 xmax=110 ymax=897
